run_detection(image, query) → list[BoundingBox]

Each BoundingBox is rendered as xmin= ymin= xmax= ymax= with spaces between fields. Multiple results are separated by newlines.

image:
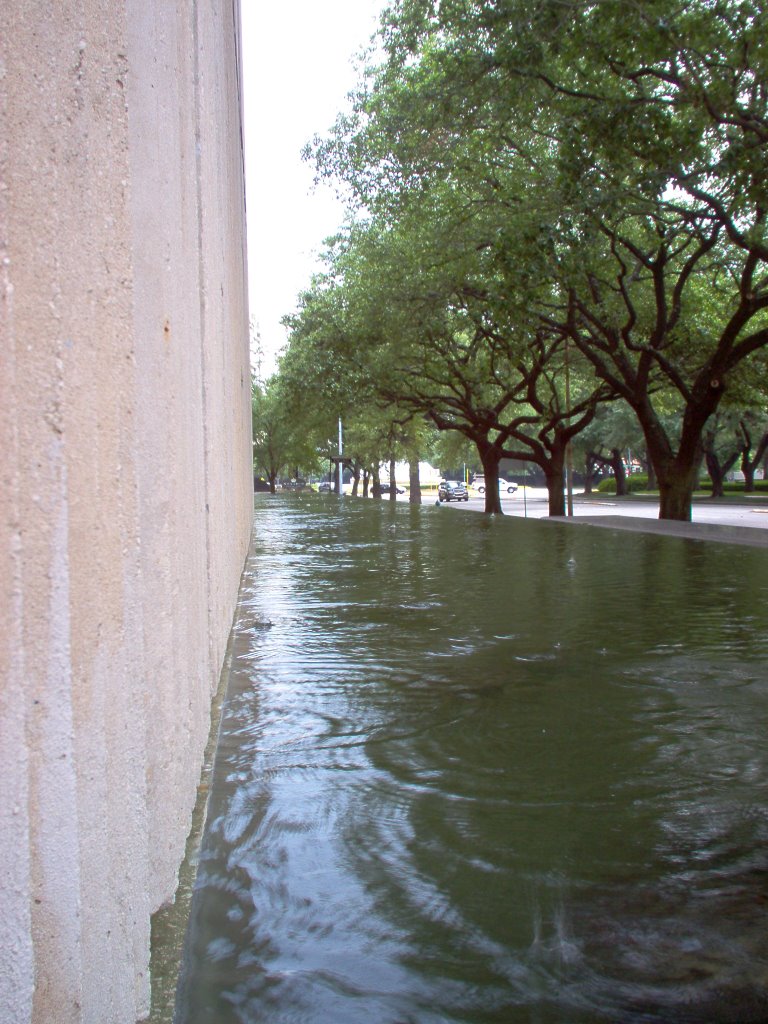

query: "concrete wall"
xmin=0 ymin=2 xmax=252 ymax=1022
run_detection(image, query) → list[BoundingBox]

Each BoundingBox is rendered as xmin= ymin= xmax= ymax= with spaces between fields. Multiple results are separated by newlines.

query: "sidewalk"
xmin=434 ymin=487 xmax=768 ymax=549
xmin=521 ymin=491 xmax=768 ymax=548
xmin=545 ymin=513 xmax=768 ymax=549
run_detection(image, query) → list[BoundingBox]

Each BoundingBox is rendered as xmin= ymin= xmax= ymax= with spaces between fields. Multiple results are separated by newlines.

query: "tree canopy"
xmin=278 ymin=0 xmax=768 ymax=519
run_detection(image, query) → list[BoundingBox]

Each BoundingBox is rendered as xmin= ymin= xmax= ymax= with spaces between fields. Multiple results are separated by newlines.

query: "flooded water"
xmin=175 ymin=495 xmax=768 ymax=1024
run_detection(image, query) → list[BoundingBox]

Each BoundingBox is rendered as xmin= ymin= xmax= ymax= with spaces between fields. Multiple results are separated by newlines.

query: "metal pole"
xmin=565 ymin=341 xmax=574 ymax=517
xmin=338 ymin=417 xmax=343 ymax=497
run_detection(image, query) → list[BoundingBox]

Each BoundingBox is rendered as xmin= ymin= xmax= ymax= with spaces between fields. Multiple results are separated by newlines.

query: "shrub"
xmin=714 ymin=480 xmax=768 ymax=495
xmin=596 ymin=474 xmax=649 ymax=494
xmin=597 ymin=476 xmax=768 ymax=496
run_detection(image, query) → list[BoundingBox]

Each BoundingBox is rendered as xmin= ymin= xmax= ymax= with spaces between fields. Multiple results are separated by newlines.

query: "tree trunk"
xmin=408 ymin=454 xmax=422 ymax=505
xmin=738 ymin=426 xmax=768 ymax=494
xmin=351 ymin=463 xmax=361 ymax=497
xmin=386 ymin=456 xmax=397 ymax=500
xmin=362 ymin=469 xmax=370 ymax=498
xmin=740 ymin=434 xmax=768 ymax=492
xmin=705 ymin=450 xmax=726 ymax=498
xmin=704 ymin=436 xmax=741 ymax=499
xmin=645 ymin=455 xmax=657 ymax=492
xmin=650 ymin=443 xmax=702 ymax=521
xmin=478 ymin=444 xmax=504 ymax=514
xmin=611 ymin=449 xmax=628 ymax=496
xmin=630 ymin=383 xmax=720 ymax=520
xmin=583 ymin=451 xmax=601 ymax=495
xmin=544 ymin=450 xmax=566 ymax=516
xmin=658 ymin=474 xmax=696 ymax=521
xmin=371 ymin=464 xmax=382 ymax=499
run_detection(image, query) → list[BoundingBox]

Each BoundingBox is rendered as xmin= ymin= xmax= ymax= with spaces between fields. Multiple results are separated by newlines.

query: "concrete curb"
xmin=544 ymin=514 xmax=768 ymax=549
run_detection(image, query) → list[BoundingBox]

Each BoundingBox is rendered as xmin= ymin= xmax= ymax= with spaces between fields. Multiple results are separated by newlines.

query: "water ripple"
xmin=176 ymin=496 xmax=768 ymax=1024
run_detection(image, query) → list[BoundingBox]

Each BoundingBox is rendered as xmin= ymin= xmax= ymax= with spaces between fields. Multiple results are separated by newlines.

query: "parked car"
xmin=317 ymin=481 xmax=332 ymax=493
xmin=438 ymin=480 xmax=469 ymax=502
xmin=471 ymin=475 xmax=518 ymax=494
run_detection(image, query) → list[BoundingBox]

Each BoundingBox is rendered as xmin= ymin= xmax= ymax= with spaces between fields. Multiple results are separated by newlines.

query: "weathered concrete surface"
xmin=0 ymin=3 xmax=251 ymax=1022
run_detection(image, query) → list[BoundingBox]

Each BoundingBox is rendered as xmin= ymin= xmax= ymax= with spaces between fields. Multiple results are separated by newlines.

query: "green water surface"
xmin=175 ymin=496 xmax=768 ymax=1024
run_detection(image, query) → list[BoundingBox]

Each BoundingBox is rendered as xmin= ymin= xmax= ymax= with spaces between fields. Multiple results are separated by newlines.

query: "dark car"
xmin=438 ymin=480 xmax=469 ymax=502
xmin=317 ymin=481 xmax=332 ymax=493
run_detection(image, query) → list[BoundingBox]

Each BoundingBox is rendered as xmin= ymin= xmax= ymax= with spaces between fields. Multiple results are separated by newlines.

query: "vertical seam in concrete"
xmin=231 ymin=0 xmax=250 ymax=349
xmin=191 ymin=0 xmax=214 ymax=676
xmin=0 ymin=184 xmax=35 ymax=1019
xmin=231 ymin=0 xmax=246 ymax=190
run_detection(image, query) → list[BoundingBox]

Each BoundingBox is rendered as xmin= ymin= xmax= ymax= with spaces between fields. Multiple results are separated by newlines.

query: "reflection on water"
xmin=175 ymin=496 xmax=768 ymax=1024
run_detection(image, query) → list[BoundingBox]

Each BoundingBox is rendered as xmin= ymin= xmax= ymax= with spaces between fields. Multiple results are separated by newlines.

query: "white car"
xmin=472 ymin=476 xmax=518 ymax=494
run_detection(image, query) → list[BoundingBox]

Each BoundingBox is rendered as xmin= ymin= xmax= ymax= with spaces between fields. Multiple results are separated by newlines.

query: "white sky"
xmin=240 ymin=0 xmax=385 ymax=377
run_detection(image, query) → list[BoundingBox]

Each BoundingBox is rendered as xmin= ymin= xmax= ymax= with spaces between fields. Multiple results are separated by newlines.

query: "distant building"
xmin=382 ymin=462 xmax=443 ymax=487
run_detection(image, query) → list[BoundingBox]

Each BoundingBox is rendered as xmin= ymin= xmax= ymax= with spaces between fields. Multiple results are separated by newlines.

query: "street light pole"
xmin=564 ymin=340 xmax=574 ymax=517
xmin=338 ymin=417 xmax=343 ymax=496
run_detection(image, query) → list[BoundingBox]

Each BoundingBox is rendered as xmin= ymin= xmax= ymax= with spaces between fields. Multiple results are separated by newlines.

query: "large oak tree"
xmin=313 ymin=0 xmax=768 ymax=519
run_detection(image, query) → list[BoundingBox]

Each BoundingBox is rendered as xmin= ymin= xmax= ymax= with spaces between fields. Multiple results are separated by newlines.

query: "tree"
xmin=279 ymin=269 xmax=429 ymax=499
xmin=334 ymin=212 xmax=616 ymax=515
xmin=251 ymin=378 xmax=293 ymax=493
xmin=576 ymin=403 xmax=648 ymax=495
xmin=313 ymin=0 xmax=768 ymax=520
xmin=556 ymin=211 xmax=766 ymax=519
xmin=738 ymin=414 xmax=768 ymax=492
xmin=702 ymin=411 xmax=745 ymax=498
